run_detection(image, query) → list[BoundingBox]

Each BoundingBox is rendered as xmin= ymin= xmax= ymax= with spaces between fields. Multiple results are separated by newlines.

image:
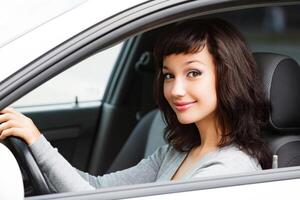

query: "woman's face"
xmin=163 ymin=45 xmax=217 ymax=126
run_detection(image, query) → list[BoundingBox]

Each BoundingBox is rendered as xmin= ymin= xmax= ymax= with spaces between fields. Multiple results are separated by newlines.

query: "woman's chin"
xmin=177 ymin=117 xmax=194 ymax=125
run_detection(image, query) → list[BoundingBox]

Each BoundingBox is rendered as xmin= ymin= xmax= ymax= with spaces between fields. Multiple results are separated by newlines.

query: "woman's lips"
xmin=174 ymin=101 xmax=196 ymax=112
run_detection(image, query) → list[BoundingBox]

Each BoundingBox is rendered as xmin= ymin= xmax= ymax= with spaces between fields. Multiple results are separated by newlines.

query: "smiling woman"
xmin=154 ymin=18 xmax=272 ymax=171
xmin=162 ymin=48 xmax=217 ymax=124
xmin=0 ymin=17 xmax=271 ymax=193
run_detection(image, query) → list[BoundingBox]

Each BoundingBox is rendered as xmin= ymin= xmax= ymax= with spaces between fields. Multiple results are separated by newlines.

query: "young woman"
xmin=0 ymin=18 xmax=272 ymax=192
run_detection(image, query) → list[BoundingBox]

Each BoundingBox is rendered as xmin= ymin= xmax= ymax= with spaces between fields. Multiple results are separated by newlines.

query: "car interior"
xmin=104 ymin=5 xmax=300 ymax=173
xmin=255 ymin=52 xmax=300 ymax=168
xmin=108 ymin=51 xmax=300 ymax=172
xmin=2 ymin=3 xmax=300 ymax=198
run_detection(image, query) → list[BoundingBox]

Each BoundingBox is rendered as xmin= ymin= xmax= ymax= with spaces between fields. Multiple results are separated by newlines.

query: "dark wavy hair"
xmin=153 ymin=18 xmax=272 ymax=169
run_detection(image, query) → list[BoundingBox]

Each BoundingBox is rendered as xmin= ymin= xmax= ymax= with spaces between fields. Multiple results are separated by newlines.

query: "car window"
xmin=13 ymin=43 xmax=123 ymax=107
xmin=11 ymin=5 xmax=300 ymax=108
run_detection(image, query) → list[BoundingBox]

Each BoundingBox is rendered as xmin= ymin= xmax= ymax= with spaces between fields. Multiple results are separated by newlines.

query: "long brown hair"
xmin=153 ymin=18 xmax=272 ymax=169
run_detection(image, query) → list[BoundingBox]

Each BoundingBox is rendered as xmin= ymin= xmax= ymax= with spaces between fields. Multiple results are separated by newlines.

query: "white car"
xmin=1 ymin=0 xmax=300 ymax=199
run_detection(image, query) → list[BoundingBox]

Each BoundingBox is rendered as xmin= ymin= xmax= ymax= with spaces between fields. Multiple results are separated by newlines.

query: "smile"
xmin=174 ymin=101 xmax=196 ymax=112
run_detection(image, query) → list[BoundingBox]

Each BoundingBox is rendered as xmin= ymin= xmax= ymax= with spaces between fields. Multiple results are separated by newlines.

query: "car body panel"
xmin=26 ymin=167 xmax=300 ymax=199
xmin=129 ymin=179 xmax=300 ymax=200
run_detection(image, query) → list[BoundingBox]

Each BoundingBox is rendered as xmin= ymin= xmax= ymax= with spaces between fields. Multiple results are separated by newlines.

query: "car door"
xmin=1 ymin=0 xmax=300 ymax=199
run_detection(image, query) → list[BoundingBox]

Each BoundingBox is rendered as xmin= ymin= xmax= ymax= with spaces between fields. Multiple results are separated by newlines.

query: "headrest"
xmin=254 ymin=53 xmax=300 ymax=132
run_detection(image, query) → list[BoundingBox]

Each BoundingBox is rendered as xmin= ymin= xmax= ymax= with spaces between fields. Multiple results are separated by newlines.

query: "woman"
xmin=0 ymin=18 xmax=272 ymax=192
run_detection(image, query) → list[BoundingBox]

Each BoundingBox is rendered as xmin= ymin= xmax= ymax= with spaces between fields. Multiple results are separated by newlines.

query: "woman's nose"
xmin=171 ymin=78 xmax=186 ymax=97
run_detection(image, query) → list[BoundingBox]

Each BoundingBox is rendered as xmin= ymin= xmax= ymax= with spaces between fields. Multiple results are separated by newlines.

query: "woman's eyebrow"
xmin=163 ymin=60 xmax=204 ymax=70
xmin=186 ymin=60 xmax=205 ymax=65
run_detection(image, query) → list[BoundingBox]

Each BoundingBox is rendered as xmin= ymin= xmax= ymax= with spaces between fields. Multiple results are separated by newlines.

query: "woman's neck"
xmin=195 ymin=112 xmax=221 ymax=150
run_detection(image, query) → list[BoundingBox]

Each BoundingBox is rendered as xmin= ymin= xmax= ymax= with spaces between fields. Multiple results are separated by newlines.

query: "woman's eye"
xmin=163 ymin=73 xmax=173 ymax=80
xmin=187 ymin=70 xmax=202 ymax=78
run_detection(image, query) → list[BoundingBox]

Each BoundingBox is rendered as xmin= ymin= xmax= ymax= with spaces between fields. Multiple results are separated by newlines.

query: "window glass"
xmin=13 ymin=43 xmax=123 ymax=107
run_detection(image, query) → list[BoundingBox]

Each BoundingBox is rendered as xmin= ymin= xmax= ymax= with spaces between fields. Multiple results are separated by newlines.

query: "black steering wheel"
xmin=3 ymin=137 xmax=51 ymax=195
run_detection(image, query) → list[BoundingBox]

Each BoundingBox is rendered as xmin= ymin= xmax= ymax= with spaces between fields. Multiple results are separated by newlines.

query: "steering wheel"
xmin=3 ymin=137 xmax=51 ymax=195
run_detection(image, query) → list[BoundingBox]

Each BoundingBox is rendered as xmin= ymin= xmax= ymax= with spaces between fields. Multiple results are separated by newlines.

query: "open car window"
xmin=1 ymin=1 xmax=300 ymax=199
xmin=13 ymin=43 xmax=123 ymax=107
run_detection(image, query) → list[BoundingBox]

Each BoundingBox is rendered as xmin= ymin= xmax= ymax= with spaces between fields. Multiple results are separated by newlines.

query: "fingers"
xmin=0 ymin=107 xmax=17 ymax=114
xmin=0 ymin=128 xmax=21 ymax=140
xmin=0 ymin=107 xmax=41 ymax=145
xmin=0 ymin=113 xmax=16 ymax=123
xmin=0 ymin=113 xmax=9 ymax=123
xmin=0 ymin=121 xmax=14 ymax=132
xmin=0 ymin=120 xmax=20 ymax=140
xmin=0 ymin=107 xmax=26 ymax=123
xmin=0 ymin=107 xmax=18 ymax=121
xmin=0 ymin=107 xmax=25 ymax=140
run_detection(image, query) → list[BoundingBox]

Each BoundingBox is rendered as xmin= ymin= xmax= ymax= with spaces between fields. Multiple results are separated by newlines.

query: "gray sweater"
xmin=29 ymin=135 xmax=261 ymax=192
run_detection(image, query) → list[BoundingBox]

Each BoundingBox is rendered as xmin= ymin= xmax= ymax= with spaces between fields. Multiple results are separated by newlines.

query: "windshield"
xmin=0 ymin=0 xmax=87 ymax=47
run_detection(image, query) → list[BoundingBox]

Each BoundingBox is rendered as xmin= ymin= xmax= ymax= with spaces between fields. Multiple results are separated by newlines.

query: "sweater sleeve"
xmin=29 ymin=135 xmax=167 ymax=192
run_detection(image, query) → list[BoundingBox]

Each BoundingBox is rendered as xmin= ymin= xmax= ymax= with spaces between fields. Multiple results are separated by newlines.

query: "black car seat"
xmin=108 ymin=52 xmax=300 ymax=173
xmin=254 ymin=52 xmax=300 ymax=168
xmin=107 ymin=109 xmax=165 ymax=173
